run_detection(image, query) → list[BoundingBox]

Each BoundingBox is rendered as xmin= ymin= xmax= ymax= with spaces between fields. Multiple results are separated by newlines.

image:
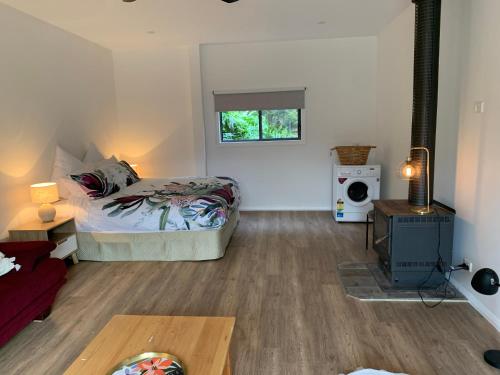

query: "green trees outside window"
xmin=220 ymin=109 xmax=301 ymax=142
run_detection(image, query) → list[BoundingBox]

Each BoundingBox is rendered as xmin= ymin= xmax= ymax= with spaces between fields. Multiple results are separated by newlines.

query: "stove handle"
xmin=374 ymin=234 xmax=389 ymax=246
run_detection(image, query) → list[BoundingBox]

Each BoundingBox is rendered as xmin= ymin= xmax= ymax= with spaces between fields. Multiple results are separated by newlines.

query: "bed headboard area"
xmin=0 ymin=4 xmax=118 ymax=238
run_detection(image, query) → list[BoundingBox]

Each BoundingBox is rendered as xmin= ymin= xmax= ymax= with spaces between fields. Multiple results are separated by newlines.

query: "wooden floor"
xmin=1 ymin=212 xmax=499 ymax=374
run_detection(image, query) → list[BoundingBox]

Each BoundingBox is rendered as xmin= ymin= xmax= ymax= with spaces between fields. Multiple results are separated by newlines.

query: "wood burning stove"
xmin=373 ymin=200 xmax=454 ymax=288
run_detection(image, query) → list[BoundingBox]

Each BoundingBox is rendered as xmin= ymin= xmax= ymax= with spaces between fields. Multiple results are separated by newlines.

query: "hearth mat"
xmin=338 ymin=262 xmax=467 ymax=302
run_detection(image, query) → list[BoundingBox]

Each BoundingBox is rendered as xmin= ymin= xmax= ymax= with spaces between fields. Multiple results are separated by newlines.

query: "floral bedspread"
xmin=72 ymin=177 xmax=240 ymax=232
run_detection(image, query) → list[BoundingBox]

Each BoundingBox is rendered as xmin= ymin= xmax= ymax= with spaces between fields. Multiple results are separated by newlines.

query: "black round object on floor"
xmin=472 ymin=269 xmax=500 ymax=369
xmin=484 ymin=350 xmax=500 ymax=369
xmin=471 ymin=268 xmax=499 ymax=296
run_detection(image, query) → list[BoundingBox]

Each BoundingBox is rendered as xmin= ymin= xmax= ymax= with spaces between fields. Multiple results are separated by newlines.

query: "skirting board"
xmin=451 ymin=279 xmax=500 ymax=332
xmin=239 ymin=206 xmax=331 ymax=212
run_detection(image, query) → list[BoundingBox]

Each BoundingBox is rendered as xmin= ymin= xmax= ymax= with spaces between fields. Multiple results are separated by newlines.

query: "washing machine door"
xmin=344 ymin=179 xmax=372 ymax=207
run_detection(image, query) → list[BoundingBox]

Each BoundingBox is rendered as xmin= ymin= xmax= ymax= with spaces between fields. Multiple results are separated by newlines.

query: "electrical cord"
xmin=417 ymin=209 xmax=455 ymax=308
xmin=418 ymin=268 xmax=455 ymax=308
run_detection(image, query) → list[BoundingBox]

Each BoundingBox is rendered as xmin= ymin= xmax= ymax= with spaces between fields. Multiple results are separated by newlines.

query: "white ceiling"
xmin=1 ymin=0 xmax=410 ymax=50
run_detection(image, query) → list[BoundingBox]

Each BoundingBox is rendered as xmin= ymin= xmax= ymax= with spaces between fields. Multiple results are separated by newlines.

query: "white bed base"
xmin=76 ymin=210 xmax=239 ymax=262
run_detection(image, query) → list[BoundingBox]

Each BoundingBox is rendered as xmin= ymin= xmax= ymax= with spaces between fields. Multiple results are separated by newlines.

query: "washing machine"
xmin=333 ymin=165 xmax=381 ymax=222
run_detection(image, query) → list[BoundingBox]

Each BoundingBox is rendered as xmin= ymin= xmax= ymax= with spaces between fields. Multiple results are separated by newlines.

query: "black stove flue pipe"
xmin=409 ymin=0 xmax=441 ymax=206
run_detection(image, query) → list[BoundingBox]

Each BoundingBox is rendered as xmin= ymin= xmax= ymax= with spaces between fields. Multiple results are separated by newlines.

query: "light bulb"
xmin=404 ymin=165 xmax=415 ymax=178
xmin=399 ymin=158 xmax=416 ymax=180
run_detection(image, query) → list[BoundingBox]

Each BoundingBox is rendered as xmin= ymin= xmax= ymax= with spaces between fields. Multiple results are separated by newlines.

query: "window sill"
xmin=217 ymin=139 xmax=306 ymax=147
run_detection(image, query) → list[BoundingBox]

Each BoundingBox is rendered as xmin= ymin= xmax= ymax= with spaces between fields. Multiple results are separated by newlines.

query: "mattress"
xmin=69 ymin=176 xmax=240 ymax=233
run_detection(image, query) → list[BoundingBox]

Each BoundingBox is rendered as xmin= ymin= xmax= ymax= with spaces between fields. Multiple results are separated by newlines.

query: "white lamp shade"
xmin=31 ymin=182 xmax=59 ymax=204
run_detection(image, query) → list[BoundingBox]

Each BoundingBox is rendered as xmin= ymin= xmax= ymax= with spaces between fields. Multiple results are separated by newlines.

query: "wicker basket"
xmin=332 ymin=146 xmax=376 ymax=165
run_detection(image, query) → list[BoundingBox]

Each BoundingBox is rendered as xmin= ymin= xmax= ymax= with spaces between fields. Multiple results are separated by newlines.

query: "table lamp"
xmin=399 ymin=146 xmax=433 ymax=215
xmin=471 ymin=268 xmax=500 ymax=369
xmin=30 ymin=182 xmax=59 ymax=222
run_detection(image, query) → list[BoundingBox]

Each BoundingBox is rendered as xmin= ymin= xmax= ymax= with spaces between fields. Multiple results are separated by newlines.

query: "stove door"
xmin=373 ymin=209 xmax=391 ymax=271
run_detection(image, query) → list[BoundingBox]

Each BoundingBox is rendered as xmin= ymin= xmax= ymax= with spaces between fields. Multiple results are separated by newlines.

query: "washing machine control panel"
xmin=336 ymin=166 xmax=381 ymax=178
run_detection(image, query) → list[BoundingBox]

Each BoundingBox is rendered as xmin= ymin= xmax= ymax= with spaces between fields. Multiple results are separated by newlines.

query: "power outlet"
xmin=464 ymin=258 xmax=473 ymax=273
xmin=474 ymin=101 xmax=485 ymax=113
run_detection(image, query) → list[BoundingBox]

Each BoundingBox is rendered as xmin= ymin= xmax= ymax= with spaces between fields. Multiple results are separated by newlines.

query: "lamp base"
xmin=410 ymin=206 xmax=434 ymax=215
xmin=484 ymin=350 xmax=500 ymax=369
xmin=38 ymin=203 xmax=56 ymax=223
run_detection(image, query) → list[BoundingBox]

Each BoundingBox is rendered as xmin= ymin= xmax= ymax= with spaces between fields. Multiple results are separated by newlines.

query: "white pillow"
xmin=51 ymin=146 xmax=85 ymax=199
xmin=83 ymin=143 xmax=106 ymax=164
xmin=347 ymin=370 xmax=408 ymax=375
xmin=59 ymin=176 xmax=89 ymax=199
xmin=91 ymin=157 xmax=120 ymax=169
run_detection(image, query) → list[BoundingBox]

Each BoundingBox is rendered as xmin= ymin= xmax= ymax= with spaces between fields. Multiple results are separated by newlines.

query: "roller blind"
xmin=214 ymin=89 xmax=306 ymax=112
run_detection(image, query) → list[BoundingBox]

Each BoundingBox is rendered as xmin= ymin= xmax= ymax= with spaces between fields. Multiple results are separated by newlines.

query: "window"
xmin=219 ymin=109 xmax=301 ymax=142
xmin=213 ymin=88 xmax=305 ymax=143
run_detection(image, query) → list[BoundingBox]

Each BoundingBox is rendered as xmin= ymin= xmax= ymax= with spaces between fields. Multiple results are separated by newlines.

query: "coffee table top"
xmin=64 ymin=315 xmax=236 ymax=375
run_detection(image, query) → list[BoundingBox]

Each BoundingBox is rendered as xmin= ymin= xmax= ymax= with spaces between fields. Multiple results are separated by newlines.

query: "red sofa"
xmin=0 ymin=241 xmax=67 ymax=347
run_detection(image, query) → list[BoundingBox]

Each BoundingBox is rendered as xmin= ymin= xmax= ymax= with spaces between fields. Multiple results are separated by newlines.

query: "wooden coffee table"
xmin=64 ymin=315 xmax=235 ymax=375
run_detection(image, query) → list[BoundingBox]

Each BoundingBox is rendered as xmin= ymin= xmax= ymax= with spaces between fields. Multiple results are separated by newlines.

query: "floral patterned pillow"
xmin=71 ymin=160 xmax=140 ymax=199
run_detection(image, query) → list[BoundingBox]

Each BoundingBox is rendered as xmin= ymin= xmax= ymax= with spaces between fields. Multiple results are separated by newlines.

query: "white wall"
xmin=112 ymin=46 xmax=202 ymax=178
xmin=375 ymin=6 xmax=414 ymax=200
xmin=434 ymin=0 xmax=464 ymax=207
xmin=376 ymin=0 xmax=463 ymax=206
xmin=0 ymin=4 xmax=117 ymax=237
xmin=201 ymin=38 xmax=378 ymax=210
xmin=452 ymin=0 xmax=500 ymax=331
xmin=377 ymin=0 xmax=500 ymax=330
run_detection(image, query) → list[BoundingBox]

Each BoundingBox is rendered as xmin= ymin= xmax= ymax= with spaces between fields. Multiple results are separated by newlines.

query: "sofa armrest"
xmin=0 ymin=241 xmax=57 ymax=273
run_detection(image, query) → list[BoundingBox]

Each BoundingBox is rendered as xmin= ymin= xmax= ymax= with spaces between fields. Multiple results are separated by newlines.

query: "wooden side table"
xmin=9 ymin=217 xmax=79 ymax=264
xmin=64 ymin=315 xmax=236 ymax=375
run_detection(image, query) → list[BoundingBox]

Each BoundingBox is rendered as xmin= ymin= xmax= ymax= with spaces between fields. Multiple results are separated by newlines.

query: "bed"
xmin=67 ymin=176 xmax=240 ymax=262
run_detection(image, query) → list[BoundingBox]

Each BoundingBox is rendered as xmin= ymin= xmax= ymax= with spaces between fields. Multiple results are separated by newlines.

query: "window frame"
xmin=218 ymin=109 xmax=302 ymax=144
